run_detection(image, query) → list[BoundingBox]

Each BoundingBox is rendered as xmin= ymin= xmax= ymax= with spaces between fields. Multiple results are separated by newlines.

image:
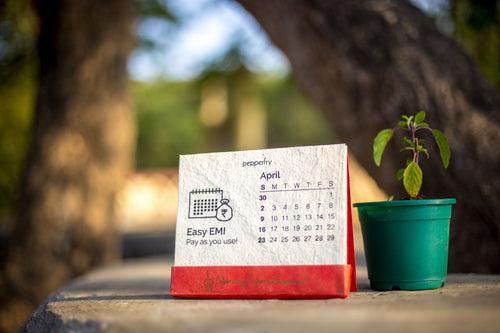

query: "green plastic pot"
xmin=354 ymin=198 xmax=456 ymax=291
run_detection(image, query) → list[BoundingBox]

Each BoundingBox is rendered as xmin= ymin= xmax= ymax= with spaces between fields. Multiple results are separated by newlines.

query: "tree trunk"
xmin=0 ymin=0 xmax=135 ymax=330
xmin=238 ymin=0 xmax=500 ymax=273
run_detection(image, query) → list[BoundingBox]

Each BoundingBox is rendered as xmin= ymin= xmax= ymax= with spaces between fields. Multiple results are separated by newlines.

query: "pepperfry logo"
xmin=242 ymin=156 xmax=272 ymax=167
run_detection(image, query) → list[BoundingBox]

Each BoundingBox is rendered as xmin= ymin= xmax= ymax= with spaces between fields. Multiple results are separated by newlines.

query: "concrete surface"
xmin=23 ymin=258 xmax=500 ymax=333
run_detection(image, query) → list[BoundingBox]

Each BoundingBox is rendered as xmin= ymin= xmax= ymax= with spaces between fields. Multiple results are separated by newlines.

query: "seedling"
xmin=373 ymin=111 xmax=450 ymax=199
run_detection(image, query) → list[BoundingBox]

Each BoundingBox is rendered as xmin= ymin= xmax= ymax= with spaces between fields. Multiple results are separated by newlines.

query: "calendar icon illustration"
xmin=188 ymin=188 xmax=232 ymax=221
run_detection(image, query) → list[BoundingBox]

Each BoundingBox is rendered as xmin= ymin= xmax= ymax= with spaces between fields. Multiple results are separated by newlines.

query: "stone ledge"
xmin=23 ymin=258 xmax=500 ymax=333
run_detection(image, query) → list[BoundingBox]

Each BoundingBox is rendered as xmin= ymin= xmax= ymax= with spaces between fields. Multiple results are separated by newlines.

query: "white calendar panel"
xmin=174 ymin=144 xmax=348 ymax=266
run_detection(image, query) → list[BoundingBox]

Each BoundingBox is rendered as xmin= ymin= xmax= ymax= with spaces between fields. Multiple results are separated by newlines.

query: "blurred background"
xmin=0 ymin=0 xmax=499 ymax=331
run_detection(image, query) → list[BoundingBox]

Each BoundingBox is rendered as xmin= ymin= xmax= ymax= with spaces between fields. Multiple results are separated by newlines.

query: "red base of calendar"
xmin=171 ymin=264 xmax=354 ymax=299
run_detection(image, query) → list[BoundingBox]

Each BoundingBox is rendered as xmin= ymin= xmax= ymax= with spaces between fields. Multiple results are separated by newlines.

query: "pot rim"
xmin=353 ymin=198 xmax=456 ymax=208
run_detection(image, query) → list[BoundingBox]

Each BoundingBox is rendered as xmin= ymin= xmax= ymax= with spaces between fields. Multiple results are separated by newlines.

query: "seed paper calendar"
xmin=171 ymin=144 xmax=357 ymax=299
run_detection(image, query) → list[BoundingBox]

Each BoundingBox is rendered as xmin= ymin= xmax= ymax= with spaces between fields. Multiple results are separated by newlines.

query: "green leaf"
xmin=419 ymin=147 xmax=430 ymax=159
xmin=396 ymin=168 xmax=404 ymax=181
xmin=403 ymin=161 xmax=423 ymax=198
xmin=388 ymin=195 xmax=394 ymax=201
xmin=417 ymin=122 xmax=430 ymax=128
xmin=431 ymin=129 xmax=451 ymax=168
xmin=403 ymin=136 xmax=415 ymax=148
xmin=406 ymin=116 xmax=413 ymax=127
xmin=373 ymin=129 xmax=393 ymax=167
xmin=397 ymin=120 xmax=407 ymax=128
xmin=415 ymin=111 xmax=426 ymax=124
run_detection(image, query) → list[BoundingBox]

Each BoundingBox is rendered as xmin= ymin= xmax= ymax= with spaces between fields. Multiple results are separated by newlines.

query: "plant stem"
xmin=411 ymin=122 xmax=419 ymax=164
xmin=415 ymin=138 xmax=419 ymax=164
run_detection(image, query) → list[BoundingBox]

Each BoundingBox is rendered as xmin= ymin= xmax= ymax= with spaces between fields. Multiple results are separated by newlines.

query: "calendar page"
xmin=174 ymin=144 xmax=348 ymax=267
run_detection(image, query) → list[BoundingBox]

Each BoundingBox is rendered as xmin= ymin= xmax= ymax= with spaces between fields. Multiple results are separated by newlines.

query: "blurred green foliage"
xmin=133 ymin=74 xmax=334 ymax=168
xmin=451 ymin=0 xmax=500 ymax=87
xmin=0 ymin=0 xmax=36 ymax=222
xmin=0 ymin=66 xmax=35 ymax=221
xmin=133 ymin=80 xmax=205 ymax=168
xmin=260 ymin=76 xmax=334 ymax=147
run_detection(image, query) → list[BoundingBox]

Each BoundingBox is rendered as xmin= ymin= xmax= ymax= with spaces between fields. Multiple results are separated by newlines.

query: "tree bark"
xmin=0 ymin=0 xmax=136 ymax=330
xmin=238 ymin=0 xmax=500 ymax=273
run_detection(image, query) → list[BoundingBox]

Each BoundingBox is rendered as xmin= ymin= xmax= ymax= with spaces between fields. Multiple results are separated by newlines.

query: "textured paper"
xmin=174 ymin=144 xmax=348 ymax=266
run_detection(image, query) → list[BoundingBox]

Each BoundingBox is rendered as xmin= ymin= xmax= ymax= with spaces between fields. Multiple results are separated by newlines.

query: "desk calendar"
xmin=171 ymin=144 xmax=357 ymax=299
